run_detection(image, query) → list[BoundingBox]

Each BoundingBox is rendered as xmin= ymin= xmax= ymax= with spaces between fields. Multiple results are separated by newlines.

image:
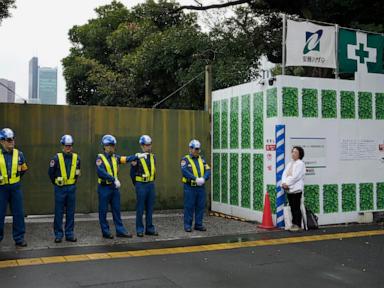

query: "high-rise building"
xmin=0 ymin=78 xmax=16 ymax=103
xmin=28 ymin=57 xmax=58 ymax=105
xmin=28 ymin=57 xmax=39 ymax=103
xmin=38 ymin=67 xmax=57 ymax=105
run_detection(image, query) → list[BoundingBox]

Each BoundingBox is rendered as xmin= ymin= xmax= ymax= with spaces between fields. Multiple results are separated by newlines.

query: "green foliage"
xmin=63 ymin=1 xmax=262 ymax=108
xmin=358 ymin=92 xmax=373 ymax=119
xmin=304 ymin=185 xmax=320 ymax=213
xmin=282 ymin=87 xmax=298 ymax=117
xmin=266 ymin=88 xmax=277 ymax=118
xmin=375 ymin=93 xmax=384 ymax=120
xmin=302 ymin=89 xmax=318 ymax=118
xmin=321 ymin=90 xmax=337 ymax=118
xmin=340 ymin=91 xmax=355 ymax=119
xmin=253 ymin=92 xmax=263 ymax=149
xmin=342 ymin=184 xmax=356 ymax=212
xmin=212 ymin=153 xmax=220 ymax=202
xmin=253 ymin=154 xmax=263 ymax=211
xmin=241 ymin=153 xmax=251 ymax=208
xmin=323 ymin=184 xmax=338 ymax=213
xmin=63 ymin=0 xmax=384 ymax=107
xmin=0 ymin=0 xmax=15 ymax=24
xmin=359 ymin=183 xmax=374 ymax=211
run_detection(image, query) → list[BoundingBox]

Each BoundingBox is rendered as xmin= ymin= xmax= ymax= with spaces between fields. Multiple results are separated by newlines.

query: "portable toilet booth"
xmin=211 ymin=74 xmax=384 ymax=226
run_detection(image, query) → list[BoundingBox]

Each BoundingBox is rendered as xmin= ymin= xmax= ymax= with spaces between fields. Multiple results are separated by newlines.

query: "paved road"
xmin=0 ymin=225 xmax=383 ymax=288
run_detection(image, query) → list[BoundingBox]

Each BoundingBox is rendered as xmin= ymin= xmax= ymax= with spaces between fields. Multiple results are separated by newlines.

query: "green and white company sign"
xmin=339 ymin=29 xmax=384 ymax=74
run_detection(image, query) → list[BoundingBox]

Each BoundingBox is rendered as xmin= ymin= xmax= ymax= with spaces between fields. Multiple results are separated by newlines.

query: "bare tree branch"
xmin=176 ymin=0 xmax=251 ymax=12
xmin=193 ymin=0 xmax=203 ymax=7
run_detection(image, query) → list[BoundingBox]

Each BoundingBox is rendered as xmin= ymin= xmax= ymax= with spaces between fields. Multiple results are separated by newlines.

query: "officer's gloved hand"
xmin=137 ymin=153 xmax=148 ymax=159
xmin=196 ymin=177 xmax=205 ymax=186
xmin=114 ymin=179 xmax=121 ymax=188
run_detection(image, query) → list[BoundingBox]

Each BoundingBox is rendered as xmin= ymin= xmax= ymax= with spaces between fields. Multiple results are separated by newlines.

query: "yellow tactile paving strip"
xmin=1 ymin=229 xmax=383 ymax=269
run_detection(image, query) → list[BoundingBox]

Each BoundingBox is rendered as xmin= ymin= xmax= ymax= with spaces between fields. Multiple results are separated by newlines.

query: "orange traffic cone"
xmin=258 ymin=192 xmax=275 ymax=229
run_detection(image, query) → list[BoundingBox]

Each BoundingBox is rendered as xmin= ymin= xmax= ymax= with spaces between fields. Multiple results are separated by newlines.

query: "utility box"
xmin=211 ymin=75 xmax=384 ymax=226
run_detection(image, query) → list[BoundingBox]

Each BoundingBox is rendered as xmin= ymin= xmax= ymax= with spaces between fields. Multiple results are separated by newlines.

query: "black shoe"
xmin=137 ymin=232 xmax=144 ymax=237
xmin=65 ymin=237 xmax=77 ymax=242
xmin=195 ymin=226 xmax=207 ymax=231
xmin=54 ymin=238 xmax=62 ymax=243
xmin=145 ymin=231 xmax=158 ymax=236
xmin=116 ymin=233 xmax=133 ymax=238
xmin=184 ymin=228 xmax=192 ymax=232
xmin=103 ymin=234 xmax=114 ymax=239
xmin=15 ymin=240 xmax=27 ymax=247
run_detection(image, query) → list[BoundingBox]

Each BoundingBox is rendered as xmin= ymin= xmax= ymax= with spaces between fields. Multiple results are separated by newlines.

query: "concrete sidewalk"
xmin=0 ymin=210 xmax=262 ymax=252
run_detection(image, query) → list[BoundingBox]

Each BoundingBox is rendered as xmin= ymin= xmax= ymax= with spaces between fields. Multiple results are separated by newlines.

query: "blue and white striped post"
xmin=275 ymin=125 xmax=286 ymax=228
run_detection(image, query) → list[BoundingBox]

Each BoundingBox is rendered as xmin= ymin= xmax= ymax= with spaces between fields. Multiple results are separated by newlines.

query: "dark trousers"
xmin=0 ymin=184 xmax=25 ymax=243
xmin=97 ymin=185 xmax=127 ymax=237
xmin=287 ymin=192 xmax=302 ymax=227
xmin=135 ymin=182 xmax=156 ymax=234
xmin=183 ymin=184 xmax=206 ymax=230
xmin=54 ymin=185 xmax=76 ymax=239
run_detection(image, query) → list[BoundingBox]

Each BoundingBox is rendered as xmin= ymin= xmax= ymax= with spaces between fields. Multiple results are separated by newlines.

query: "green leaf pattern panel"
xmin=321 ymin=90 xmax=337 ymax=118
xmin=304 ymin=185 xmax=320 ymax=213
xmin=267 ymin=88 xmax=277 ymax=118
xmin=266 ymin=184 xmax=276 ymax=214
xmin=229 ymin=153 xmax=239 ymax=206
xmin=213 ymin=101 xmax=220 ymax=149
xmin=359 ymin=183 xmax=374 ymax=211
xmin=282 ymin=87 xmax=299 ymax=117
xmin=340 ymin=91 xmax=355 ymax=119
xmin=253 ymin=92 xmax=263 ymax=149
xmin=220 ymin=153 xmax=228 ymax=204
xmin=302 ymin=88 xmax=318 ymax=118
xmin=342 ymin=184 xmax=356 ymax=212
xmin=375 ymin=93 xmax=384 ymax=120
xmin=221 ymin=99 xmax=228 ymax=148
xmin=358 ymin=92 xmax=372 ymax=119
xmin=241 ymin=94 xmax=251 ymax=149
xmin=212 ymin=153 xmax=220 ymax=202
xmin=323 ymin=184 xmax=338 ymax=213
xmin=230 ymin=97 xmax=239 ymax=148
xmin=253 ymin=154 xmax=263 ymax=211
xmin=377 ymin=183 xmax=384 ymax=210
xmin=241 ymin=153 xmax=251 ymax=208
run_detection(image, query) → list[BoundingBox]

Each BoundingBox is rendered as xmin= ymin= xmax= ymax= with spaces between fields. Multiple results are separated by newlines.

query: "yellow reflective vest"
xmin=0 ymin=149 xmax=20 ymax=185
xmin=55 ymin=153 xmax=78 ymax=186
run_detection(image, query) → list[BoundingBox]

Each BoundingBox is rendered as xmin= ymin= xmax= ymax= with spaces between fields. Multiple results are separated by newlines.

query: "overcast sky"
xmin=0 ymin=0 xmax=217 ymax=104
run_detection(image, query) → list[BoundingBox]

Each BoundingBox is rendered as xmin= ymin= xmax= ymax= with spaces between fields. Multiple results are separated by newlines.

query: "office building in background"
xmin=28 ymin=57 xmax=58 ymax=104
xmin=28 ymin=57 xmax=39 ymax=103
xmin=0 ymin=78 xmax=16 ymax=103
xmin=38 ymin=67 xmax=57 ymax=104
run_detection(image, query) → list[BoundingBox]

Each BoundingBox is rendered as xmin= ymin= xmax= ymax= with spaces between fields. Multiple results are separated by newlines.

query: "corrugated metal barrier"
xmin=0 ymin=103 xmax=210 ymax=214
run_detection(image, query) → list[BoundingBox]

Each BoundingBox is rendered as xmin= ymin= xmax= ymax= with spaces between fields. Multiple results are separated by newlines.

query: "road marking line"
xmin=0 ymin=260 xmax=18 ymax=268
xmin=40 ymin=256 xmax=66 ymax=264
xmin=1 ymin=229 xmax=383 ymax=269
xmin=16 ymin=258 xmax=43 ymax=266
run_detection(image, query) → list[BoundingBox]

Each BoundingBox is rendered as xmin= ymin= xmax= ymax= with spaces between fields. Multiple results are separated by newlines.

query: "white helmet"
xmin=60 ymin=134 xmax=74 ymax=145
xmin=139 ymin=135 xmax=152 ymax=145
xmin=0 ymin=128 xmax=15 ymax=140
xmin=101 ymin=134 xmax=117 ymax=146
xmin=189 ymin=139 xmax=201 ymax=149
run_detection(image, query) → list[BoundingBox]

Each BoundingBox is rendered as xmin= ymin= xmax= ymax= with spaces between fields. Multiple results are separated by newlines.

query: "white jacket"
xmin=282 ymin=159 xmax=306 ymax=193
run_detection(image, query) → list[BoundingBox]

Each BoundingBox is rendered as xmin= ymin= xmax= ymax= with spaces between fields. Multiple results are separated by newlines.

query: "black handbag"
xmin=306 ymin=208 xmax=319 ymax=229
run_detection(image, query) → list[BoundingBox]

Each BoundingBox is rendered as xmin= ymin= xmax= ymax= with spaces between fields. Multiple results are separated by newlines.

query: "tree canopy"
xmin=63 ymin=0 xmax=384 ymax=108
xmin=0 ymin=0 xmax=16 ymax=24
xmin=62 ymin=0 xmax=262 ymax=108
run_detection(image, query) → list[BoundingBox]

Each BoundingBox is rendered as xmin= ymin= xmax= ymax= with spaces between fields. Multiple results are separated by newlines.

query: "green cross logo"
xmin=338 ymin=29 xmax=384 ymax=74
xmin=355 ymin=43 xmax=369 ymax=64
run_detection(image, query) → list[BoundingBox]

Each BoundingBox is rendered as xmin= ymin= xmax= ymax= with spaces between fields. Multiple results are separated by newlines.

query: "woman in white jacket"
xmin=282 ymin=146 xmax=306 ymax=231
